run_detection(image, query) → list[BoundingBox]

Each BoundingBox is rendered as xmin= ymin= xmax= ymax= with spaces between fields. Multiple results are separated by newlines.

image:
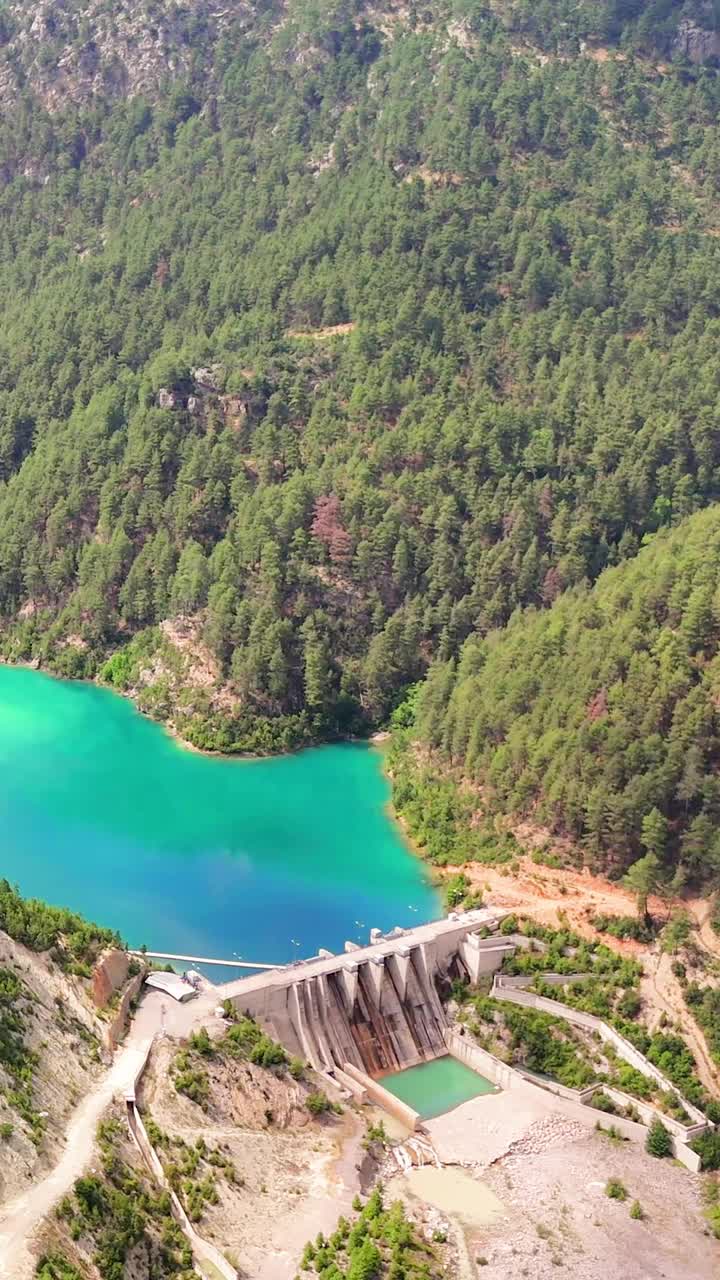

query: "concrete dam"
xmin=220 ymin=910 xmax=512 ymax=1078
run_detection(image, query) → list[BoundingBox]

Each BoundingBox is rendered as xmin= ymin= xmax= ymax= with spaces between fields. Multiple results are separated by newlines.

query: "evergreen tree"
xmin=646 ymin=1115 xmax=673 ymax=1158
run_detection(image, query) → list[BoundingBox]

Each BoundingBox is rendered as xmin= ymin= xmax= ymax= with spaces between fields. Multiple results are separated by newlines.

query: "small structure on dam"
xmin=219 ymin=909 xmax=513 ymax=1079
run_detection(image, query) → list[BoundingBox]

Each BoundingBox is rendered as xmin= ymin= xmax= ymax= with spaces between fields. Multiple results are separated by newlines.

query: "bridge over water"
xmin=130 ymin=949 xmax=280 ymax=970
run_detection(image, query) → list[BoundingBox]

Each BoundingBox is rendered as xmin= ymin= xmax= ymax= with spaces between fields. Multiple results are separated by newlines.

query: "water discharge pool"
xmin=0 ymin=666 xmax=438 ymax=972
xmin=381 ymin=1055 xmax=496 ymax=1120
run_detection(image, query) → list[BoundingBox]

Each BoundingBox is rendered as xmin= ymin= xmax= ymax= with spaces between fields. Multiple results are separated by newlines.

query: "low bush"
xmin=591 ymin=915 xmax=653 ymax=944
xmin=306 ymin=1091 xmax=332 ymax=1116
xmin=691 ymin=1131 xmax=720 ymax=1171
xmin=605 ymin=1178 xmax=628 ymax=1201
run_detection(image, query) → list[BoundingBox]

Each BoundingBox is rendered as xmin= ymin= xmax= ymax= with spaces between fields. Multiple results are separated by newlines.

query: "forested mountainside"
xmin=5 ymin=0 xmax=720 ymax=754
xmin=403 ymin=506 xmax=720 ymax=884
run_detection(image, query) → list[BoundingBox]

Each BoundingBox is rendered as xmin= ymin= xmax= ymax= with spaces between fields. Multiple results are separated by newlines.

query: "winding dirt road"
xmin=0 ymin=1037 xmax=153 ymax=1280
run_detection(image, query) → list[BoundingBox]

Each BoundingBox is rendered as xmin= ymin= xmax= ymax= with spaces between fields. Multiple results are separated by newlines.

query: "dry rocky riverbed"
xmin=390 ymin=1108 xmax=716 ymax=1280
xmin=481 ymin=1127 xmax=715 ymax=1280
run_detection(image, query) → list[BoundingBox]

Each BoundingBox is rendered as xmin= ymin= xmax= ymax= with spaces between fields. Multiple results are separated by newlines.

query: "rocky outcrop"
xmin=673 ymin=18 xmax=720 ymax=62
xmin=91 ymin=946 xmax=130 ymax=1006
xmin=0 ymin=0 xmax=243 ymax=114
xmin=156 ymin=387 xmax=179 ymax=410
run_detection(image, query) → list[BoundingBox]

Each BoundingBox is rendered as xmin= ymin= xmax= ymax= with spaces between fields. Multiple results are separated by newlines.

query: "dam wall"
xmin=220 ymin=910 xmax=511 ymax=1077
xmin=342 ymin=1061 xmax=421 ymax=1130
xmin=443 ymin=1028 xmax=526 ymax=1090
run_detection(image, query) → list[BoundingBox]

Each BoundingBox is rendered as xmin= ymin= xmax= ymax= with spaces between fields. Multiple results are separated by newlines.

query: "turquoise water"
xmin=381 ymin=1055 xmax=496 ymax=1119
xmin=0 ymin=666 xmax=437 ymax=972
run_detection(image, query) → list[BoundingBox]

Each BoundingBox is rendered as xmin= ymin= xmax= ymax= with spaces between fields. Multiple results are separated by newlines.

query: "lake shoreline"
xmin=0 ymin=662 xmax=439 ymax=962
xmin=0 ymin=654 xmax=390 ymax=761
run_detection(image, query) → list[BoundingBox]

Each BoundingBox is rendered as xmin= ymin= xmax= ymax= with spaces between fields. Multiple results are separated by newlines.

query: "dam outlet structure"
xmin=219 ymin=910 xmax=513 ymax=1080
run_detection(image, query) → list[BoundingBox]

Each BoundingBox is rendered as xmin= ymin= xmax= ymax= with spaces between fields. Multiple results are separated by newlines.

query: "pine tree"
xmin=646 ymin=1116 xmax=672 ymax=1159
xmin=624 ymin=854 xmax=661 ymax=924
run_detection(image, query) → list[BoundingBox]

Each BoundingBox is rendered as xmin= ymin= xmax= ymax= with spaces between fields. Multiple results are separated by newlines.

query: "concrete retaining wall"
xmin=517 ymin=1069 xmax=597 ymax=1104
xmin=513 ymin=1069 xmax=702 ymax=1169
xmin=126 ymin=1037 xmax=238 ymax=1280
xmin=342 ymin=1061 xmax=420 ymax=1131
xmin=492 ymin=978 xmax=706 ymax=1128
xmin=444 ymin=1028 xmax=525 ymax=1090
xmin=600 ymin=1085 xmax=688 ymax=1139
xmin=673 ymin=1140 xmax=703 ymax=1172
xmin=495 ymin=972 xmax=588 ymax=991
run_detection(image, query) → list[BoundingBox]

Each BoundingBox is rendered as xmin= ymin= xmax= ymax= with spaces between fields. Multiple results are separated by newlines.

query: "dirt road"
xmin=457 ymin=856 xmax=667 ymax=947
xmin=0 ymin=1036 xmax=153 ymax=1280
xmin=687 ymin=896 xmax=720 ymax=958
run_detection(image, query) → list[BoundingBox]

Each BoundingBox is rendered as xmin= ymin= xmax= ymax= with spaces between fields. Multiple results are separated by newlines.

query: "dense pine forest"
xmin=4 ymin=0 xmax=720 ymax=871
xmin=397 ymin=507 xmax=720 ymax=883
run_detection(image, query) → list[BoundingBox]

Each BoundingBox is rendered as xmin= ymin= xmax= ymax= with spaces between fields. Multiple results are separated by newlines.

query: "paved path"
xmin=0 ymin=1036 xmax=153 ymax=1280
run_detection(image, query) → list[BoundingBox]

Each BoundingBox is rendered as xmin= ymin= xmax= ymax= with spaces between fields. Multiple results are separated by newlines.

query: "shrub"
xmin=646 ymin=1116 xmax=673 ymax=1159
xmin=444 ymin=872 xmax=471 ymax=909
xmin=705 ymin=1100 xmax=720 ymax=1125
xmin=589 ymin=1091 xmax=616 ymax=1114
xmin=306 ymin=1091 xmax=332 ymax=1116
xmin=661 ymin=911 xmax=692 ymax=954
xmin=35 ymin=1256 xmax=84 ymax=1280
xmin=189 ymin=1027 xmax=213 ymax=1056
xmin=596 ymin=1122 xmax=626 ymax=1142
xmin=365 ymin=1120 xmax=387 ymax=1146
xmin=629 ymin=1200 xmax=644 ymax=1220
xmin=591 ymin=914 xmax=653 ymax=943
xmin=173 ymin=1063 xmax=209 ymax=1107
xmin=691 ymin=1131 xmax=720 ymax=1171
xmin=617 ymin=990 xmax=642 ymax=1020
xmin=706 ymin=1204 xmax=720 ymax=1238
xmin=605 ymin=1178 xmax=627 ymax=1201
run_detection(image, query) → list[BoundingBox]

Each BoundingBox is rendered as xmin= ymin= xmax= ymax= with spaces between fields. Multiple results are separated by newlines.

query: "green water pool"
xmin=381 ymin=1055 xmax=496 ymax=1120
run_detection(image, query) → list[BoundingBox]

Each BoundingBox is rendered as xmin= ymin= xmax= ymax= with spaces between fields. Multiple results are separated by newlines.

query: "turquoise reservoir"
xmin=0 ymin=666 xmax=438 ymax=970
xmin=381 ymin=1055 xmax=496 ymax=1120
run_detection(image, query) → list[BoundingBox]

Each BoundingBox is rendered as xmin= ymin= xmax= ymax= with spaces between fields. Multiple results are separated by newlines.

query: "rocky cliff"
xmin=0 ymin=0 xmax=253 ymax=113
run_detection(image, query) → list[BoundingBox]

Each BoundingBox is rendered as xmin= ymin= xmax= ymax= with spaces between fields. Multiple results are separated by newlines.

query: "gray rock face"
xmin=157 ymin=387 xmax=178 ymax=410
xmin=192 ymin=364 xmax=224 ymax=392
xmin=674 ymin=19 xmax=720 ymax=62
xmin=0 ymin=0 xmax=243 ymax=117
